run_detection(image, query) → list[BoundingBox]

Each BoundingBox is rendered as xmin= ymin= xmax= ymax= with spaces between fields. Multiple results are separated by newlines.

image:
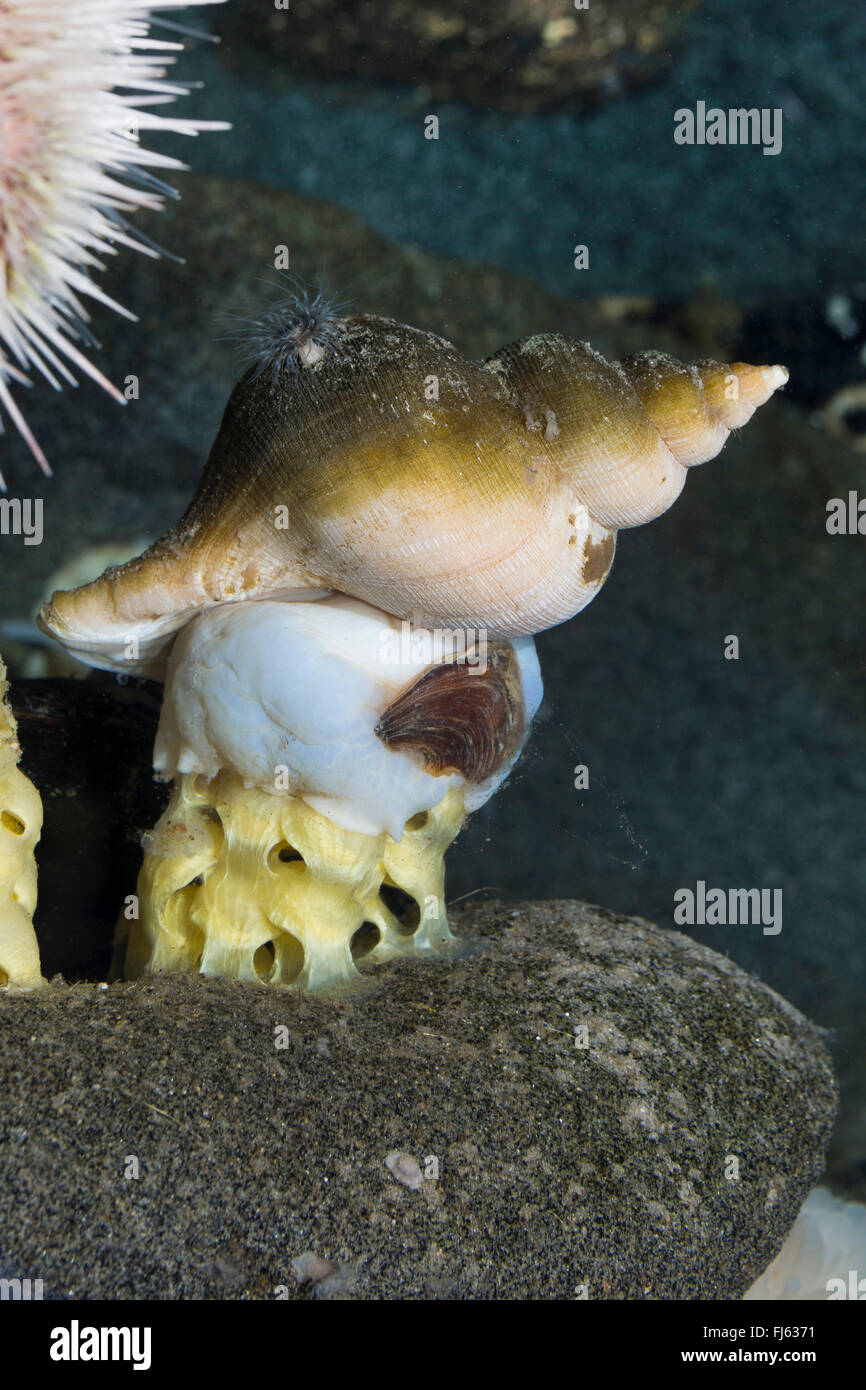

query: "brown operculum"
xmin=375 ymin=641 xmax=525 ymax=782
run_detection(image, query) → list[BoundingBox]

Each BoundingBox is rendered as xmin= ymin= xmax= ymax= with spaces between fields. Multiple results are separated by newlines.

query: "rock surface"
xmin=0 ymin=900 xmax=836 ymax=1300
xmin=211 ymin=0 xmax=693 ymax=114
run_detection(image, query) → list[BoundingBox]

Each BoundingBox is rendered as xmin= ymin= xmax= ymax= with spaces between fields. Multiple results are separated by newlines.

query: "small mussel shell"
xmin=375 ymin=641 xmax=525 ymax=783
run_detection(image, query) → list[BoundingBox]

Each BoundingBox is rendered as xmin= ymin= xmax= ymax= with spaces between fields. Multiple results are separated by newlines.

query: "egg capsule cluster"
xmin=123 ymin=595 xmax=541 ymax=988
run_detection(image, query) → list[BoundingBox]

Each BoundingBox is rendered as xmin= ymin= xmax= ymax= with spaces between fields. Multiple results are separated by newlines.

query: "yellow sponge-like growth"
xmin=125 ymin=771 xmax=467 ymax=990
xmin=0 ymin=659 xmax=43 ymax=989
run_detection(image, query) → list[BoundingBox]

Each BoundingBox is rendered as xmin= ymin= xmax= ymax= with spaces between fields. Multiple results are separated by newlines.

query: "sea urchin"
xmin=0 ymin=0 xmax=229 ymax=486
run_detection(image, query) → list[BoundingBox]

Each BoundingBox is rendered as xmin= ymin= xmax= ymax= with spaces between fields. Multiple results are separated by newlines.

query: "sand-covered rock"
xmin=0 ymin=899 xmax=835 ymax=1299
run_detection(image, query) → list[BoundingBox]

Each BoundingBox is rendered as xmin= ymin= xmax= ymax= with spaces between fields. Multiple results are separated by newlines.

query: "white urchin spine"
xmin=0 ymin=0 xmax=230 ymax=485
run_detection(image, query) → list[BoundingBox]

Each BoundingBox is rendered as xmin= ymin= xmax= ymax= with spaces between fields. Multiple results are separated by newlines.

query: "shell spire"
xmin=38 ymin=314 xmax=787 ymax=675
xmin=621 ymin=352 xmax=789 ymax=469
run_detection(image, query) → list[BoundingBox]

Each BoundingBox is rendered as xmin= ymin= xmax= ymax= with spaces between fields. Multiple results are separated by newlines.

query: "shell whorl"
xmin=38 ymin=315 xmax=787 ymax=673
xmin=484 ymin=335 xmax=788 ymax=529
xmin=623 ymin=352 xmax=789 ymax=465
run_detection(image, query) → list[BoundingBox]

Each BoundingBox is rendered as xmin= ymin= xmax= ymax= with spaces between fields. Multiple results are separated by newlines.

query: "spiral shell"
xmin=39 ymin=315 xmax=787 ymax=675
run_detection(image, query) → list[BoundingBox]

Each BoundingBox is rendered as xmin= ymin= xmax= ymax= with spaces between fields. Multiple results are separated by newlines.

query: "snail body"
xmin=127 ymin=594 xmax=541 ymax=989
xmin=39 ymin=315 xmax=787 ymax=676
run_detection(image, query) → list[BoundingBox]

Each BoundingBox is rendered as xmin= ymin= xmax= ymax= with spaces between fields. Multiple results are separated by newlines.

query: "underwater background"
xmin=2 ymin=0 xmax=864 ymax=1204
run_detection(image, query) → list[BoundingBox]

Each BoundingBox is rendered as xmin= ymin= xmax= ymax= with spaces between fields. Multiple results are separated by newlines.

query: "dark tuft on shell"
xmin=375 ymin=642 xmax=525 ymax=782
xmin=220 ymin=272 xmax=352 ymax=386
